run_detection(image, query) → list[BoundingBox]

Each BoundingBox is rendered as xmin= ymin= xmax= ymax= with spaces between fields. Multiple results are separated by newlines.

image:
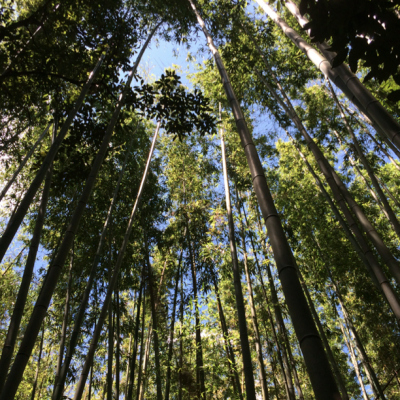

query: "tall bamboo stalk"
xmin=253 ymin=45 xmax=400 ymax=287
xmin=243 ymin=206 xmax=293 ymax=400
xmin=127 ymin=272 xmax=145 ymax=400
xmin=143 ymin=229 xmax=163 ymax=400
xmin=72 ymin=122 xmax=160 ymax=400
xmin=280 ymin=0 xmax=400 ymax=151
xmin=219 ymin=103 xmax=257 ymax=399
xmin=136 ymin=285 xmax=146 ymax=400
xmin=338 ymin=318 xmax=369 ymax=400
xmin=165 ymin=252 xmax=182 ymax=400
xmin=254 ymin=65 xmax=400 ymax=322
xmin=54 ymin=244 xmax=74 ymax=392
xmin=30 ymin=323 xmax=45 ymax=400
xmin=115 ymin=284 xmax=120 ymax=400
xmin=0 ymin=118 xmax=56 ymax=393
xmin=236 ymin=193 xmax=269 ymax=400
xmin=52 ymin=131 xmax=136 ymax=400
xmin=188 ymin=1 xmax=339 ymax=398
xmin=0 ymin=52 xmax=106 ymax=264
xmin=327 ymin=80 xmax=400 ymax=239
xmin=297 ymin=269 xmax=350 ymax=400
xmin=213 ymin=276 xmax=244 ymax=400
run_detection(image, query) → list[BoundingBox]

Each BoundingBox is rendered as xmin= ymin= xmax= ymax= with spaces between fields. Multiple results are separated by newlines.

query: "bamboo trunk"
xmin=186 ymin=220 xmax=206 ymax=400
xmin=244 ymin=209 xmax=292 ymax=400
xmin=54 ymin=245 xmax=74 ymax=392
xmin=115 ymin=285 xmax=120 ymax=400
xmin=136 ymin=287 xmax=146 ymax=400
xmin=339 ymin=319 xmax=369 ymax=400
xmin=127 ymin=273 xmax=145 ymax=400
xmin=298 ymin=270 xmax=350 ymax=400
xmin=281 ymin=0 xmax=400 ymax=151
xmin=165 ymin=253 xmax=182 ymax=400
xmin=327 ymin=80 xmax=400 ymax=239
xmin=0 ymin=119 xmax=55 ymax=393
xmin=214 ymin=277 xmax=244 ymax=400
xmin=71 ymin=122 xmax=160 ymax=400
xmin=188 ymin=1 xmax=340 ymax=398
xmin=144 ymin=230 xmax=163 ymax=400
xmin=52 ymin=132 xmax=136 ymax=400
xmin=0 ymin=52 xmax=106 ymax=264
xmin=236 ymin=195 xmax=269 ymax=400
xmin=52 ymin=21 xmax=162 ymax=400
xmin=30 ymin=323 xmax=45 ymax=400
xmin=254 ymin=65 xmax=400 ymax=322
xmin=219 ymin=106 xmax=257 ymax=399
xmin=179 ymin=267 xmax=184 ymax=400
xmin=254 ymin=52 xmax=400 ymax=288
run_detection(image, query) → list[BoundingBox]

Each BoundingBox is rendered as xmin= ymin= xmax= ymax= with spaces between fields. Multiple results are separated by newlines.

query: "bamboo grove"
xmin=1 ymin=0 xmax=400 ymax=399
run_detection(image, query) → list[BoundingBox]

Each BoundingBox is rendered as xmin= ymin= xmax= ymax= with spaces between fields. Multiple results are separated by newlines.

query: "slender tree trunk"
xmin=218 ymin=105 xmax=257 ymax=399
xmin=52 ymin=25 xmax=161 ymax=400
xmin=127 ymin=272 xmax=145 ymax=400
xmin=0 ymin=122 xmax=51 ymax=202
xmin=72 ymin=122 xmax=160 ymax=400
xmin=0 ymin=52 xmax=106 ymax=264
xmin=280 ymin=318 xmax=304 ymax=400
xmin=0 ymin=119 xmax=55 ymax=393
xmin=165 ymin=252 xmax=182 ymax=400
xmin=179 ymin=266 xmax=184 ymax=400
xmin=254 ymin=55 xmax=400 ymax=289
xmin=337 ymin=298 xmax=385 ymax=399
xmin=138 ymin=325 xmax=152 ymax=400
xmin=188 ymin=2 xmax=340 ymax=398
xmin=243 ymin=209 xmax=292 ymax=400
xmin=338 ymin=319 xmax=369 ymax=400
xmin=125 ymin=335 xmax=132 ymax=399
xmin=136 ymin=287 xmax=146 ymax=400
xmin=144 ymin=230 xmax=163 ymax=400
xmin=88 ymin=363 xmax=93 ymax=400
xmin=288 ymin=135 xmax=381 ymax=291
xmin=255 ymin=65 xmax=400 ymax=322
xmin=281 ymin=0 xmax=400 ymax=151
xmin=331 ymin=129 xmax=391 ymax=221
xmin=213 ymin=277 xmax=244 ymax=400
xmin=327 ymin=80 xmax=400 ymax=239
xmin=116 ymin=284 xmax=120 ymax=400
xmin=356 ymin=119 xmax=400 ymax=172
xmin=313 ymin=237 xmax=386 ymax=399
xmin=107 ymin=235 xmax=114 ymax=400
xmin=30 ymin=323 xmax=44 ymax=400
xmin=54 ymin=244 xmax=74 ymax=392
xmin=52 ymin=132 xmax=136 ymax=400
xmin=186 ymin=219 xmax=206 ymax=400
xmin=297 ymin=270 xmax=350 ymax=400
xmin=376 ymin=176 xmax=400 ymax=209
xmin=236 ymin=195 xmax=269 ymax=400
